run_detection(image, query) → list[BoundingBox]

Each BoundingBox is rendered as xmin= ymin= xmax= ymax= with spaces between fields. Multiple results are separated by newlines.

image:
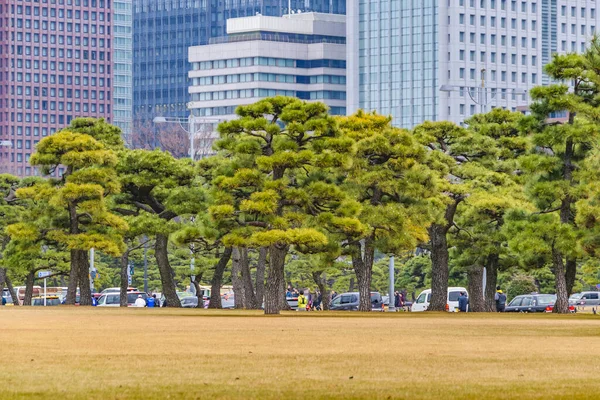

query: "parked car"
xmin=181 ymin=296 xmax=199 ymax=308
xmin=573 ymin=291 xmax=600 ymax=307
xmin=411 ymin=287 xmax=468 ymax=312
xmin=97 ymin=292 xmax=148 ymax=307
xmin=100 ymin=287 xmax=139 ymax=295
xmin=31 ymin=296 xmax=61 ymax=306
xmin=569 ymin=293 xmax=582 ymax=306
xmin=504 ymin=294 xmax=569 ymax=313
xmin=329 ymin=292 xmax=384 ymax=311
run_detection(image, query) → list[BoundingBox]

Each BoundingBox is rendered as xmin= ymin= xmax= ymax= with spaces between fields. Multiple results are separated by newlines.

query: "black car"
xmin=505 ymin=294 xmax=556 ymax=313
xmin=330 ymin=292 xmax=384 ymax=311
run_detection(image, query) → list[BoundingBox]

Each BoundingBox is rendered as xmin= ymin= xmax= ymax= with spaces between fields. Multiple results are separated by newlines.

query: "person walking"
xmin=394 ymin=291 xmax=401 ymax=311
xmin=134 ymin=294 xmax=146 ymax=307
xmin=495 ymin=286 xmax=506 ymax=312
xmin=313 ymin=290 xmax=322 ymax=311
xmin=458 ymin=291 xmax=469 ymax=312
xmin=297 ymin=290 xmax=308 ymax=311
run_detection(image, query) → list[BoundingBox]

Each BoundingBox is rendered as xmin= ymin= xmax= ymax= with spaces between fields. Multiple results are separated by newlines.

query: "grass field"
xmin=1 ymin=308 xmax=600 ymax=399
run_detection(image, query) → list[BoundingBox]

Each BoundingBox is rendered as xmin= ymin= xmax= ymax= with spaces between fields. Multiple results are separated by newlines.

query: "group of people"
xmin=289 ymin=287 xmax=324 ymax=311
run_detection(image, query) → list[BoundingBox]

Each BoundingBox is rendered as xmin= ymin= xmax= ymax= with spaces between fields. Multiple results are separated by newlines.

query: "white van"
xmin=411 ymin=287 xmax=468 ymax=312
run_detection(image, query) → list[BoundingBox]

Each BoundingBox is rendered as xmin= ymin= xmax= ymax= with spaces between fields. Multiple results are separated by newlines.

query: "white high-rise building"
xmin=188 ymin=13 xmax=347 ymax=120
xmin=347 ymin=0 xmax=600 ymax=128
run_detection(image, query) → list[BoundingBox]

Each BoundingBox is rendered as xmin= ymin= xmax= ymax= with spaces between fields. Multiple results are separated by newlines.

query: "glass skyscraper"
xmin=132 ymin=0 xmax=345 ymax=125
xmin=113 ymin=0 xmax=133 ymax=143
xmin=348 ymin=0 xmax=600 ymax=128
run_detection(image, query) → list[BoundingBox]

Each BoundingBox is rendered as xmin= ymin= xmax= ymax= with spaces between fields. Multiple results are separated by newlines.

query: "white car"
xmin=411 ymin=287 xmax=468 ymax=312
xmin=97 ymin=293 xmax=120 ymax=307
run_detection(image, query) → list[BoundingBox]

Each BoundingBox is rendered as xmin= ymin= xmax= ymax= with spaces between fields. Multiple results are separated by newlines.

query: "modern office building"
xmin=113 ymin=0 xmax=133 ymax=143
xmin=347 ymin=0 xmax=600 ymax=128
xmin=0 ymin=0 xmax=114 ymax=176
xmin=188 ymin=12 xmax=346 ymax=120
xmin=132 ymin=0 xmax=345 ymax=127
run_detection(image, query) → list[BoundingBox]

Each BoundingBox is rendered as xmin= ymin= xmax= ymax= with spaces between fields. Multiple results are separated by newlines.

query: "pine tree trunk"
xmin=264 ymin=244 xmax=288 ymax=315
xmin=484 ymin=253 xmax=499 ymax=312
xmin=5 ymin=275 xmax=19 ymax=306
xmin=565 ymin=258 xmax=577 ymax=296
xmin=240 ymin=247 xmax=257 ymax=309
xmin=23 ymin=271 xmax=34 ymax=306
xmin=0 ymin=268 xmax=6 ymax=305
xmin=253 ymin=247 xmax=267 ymax=309
xmin=552 ymin=248 xmax=570 ymax=313
xmin=428 ymin=223 xmax=450 ymax=311
xmin=78 ymin=250 xmax=92 ymax=306
xmin=155 ymin=233 xmax=181 ymax=308
xmin=208 ymin=247 xmax=232 ymax=309
xmin=65 ymin=249 xmax=80 ymax=305
xmin=312 ymin=271 xmax=328 ymax=310
xmin=467 ymin=267 xmax=485 ymax=312
xmin=352 ymin=239 xmax=375 ymax=312
xmin=120 ymin=251 xmax=129 ymax=307
xmin=231 ymin=247 xmax=245 ymax=309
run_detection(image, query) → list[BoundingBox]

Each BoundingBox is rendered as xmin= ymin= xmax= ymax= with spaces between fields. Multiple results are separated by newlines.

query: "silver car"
xmin=575 ymin=291 xmax=600 ymax=306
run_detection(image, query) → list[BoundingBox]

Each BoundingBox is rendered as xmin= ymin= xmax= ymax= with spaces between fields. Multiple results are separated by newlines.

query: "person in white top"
xmin=134 ymin=295 xmax=146 ymax=307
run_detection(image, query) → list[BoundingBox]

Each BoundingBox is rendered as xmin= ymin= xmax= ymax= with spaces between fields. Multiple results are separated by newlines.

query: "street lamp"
xmin=440 ymin=69 xmax=527 ymax=114
xmin=153 ymin=109 xmax=222 ymax=291
xmin=152 ymin=107 xmax=222 ymax=162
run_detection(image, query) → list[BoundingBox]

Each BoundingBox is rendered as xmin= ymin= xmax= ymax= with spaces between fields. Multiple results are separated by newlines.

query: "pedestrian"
xmin=399 ymin=292 xmax=406 ymax=311
xmin=458 ymin=291 xmax=468 ymax=312
xmin=394 ymin=291 xmax=401 ymax=311
xmin=495 ymin=286 xmax=506 ymax=312
xmin=313 ymin=290 xmax=322 ymax=311
xmin=297 ymin=290 xmax=308 ymax=311
xmin=330 ymin=290 xmax=337 ymax=302
xmin=91 ymin=295 xmax=98 ymax=306
xmin=146 ymin=294 xmax=156 ymax=308
xmin=134 ymin=294 xmax=146 ymax=307
xmin=2 ymin=296 xmax=6 ymax=306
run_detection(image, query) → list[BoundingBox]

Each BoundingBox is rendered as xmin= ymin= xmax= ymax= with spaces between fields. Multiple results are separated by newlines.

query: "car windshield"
xmin=416 ymin=293 xmax=427 ymax=304
xmin=569 ymin=293 xmax=582 ymax=300
xmin=508 ymin=297 xmax=522 ymax=307
xmin=536 ymin=295 xmax=556 ymax=305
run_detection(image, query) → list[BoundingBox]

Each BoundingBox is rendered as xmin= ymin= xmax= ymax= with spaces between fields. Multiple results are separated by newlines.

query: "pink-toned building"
xmin=0 ymin=0 xmax=113 ymax=177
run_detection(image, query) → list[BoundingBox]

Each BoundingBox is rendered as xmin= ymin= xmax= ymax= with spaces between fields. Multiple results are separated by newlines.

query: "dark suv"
xmin=330 ymin=292 xmax=384 ymax=311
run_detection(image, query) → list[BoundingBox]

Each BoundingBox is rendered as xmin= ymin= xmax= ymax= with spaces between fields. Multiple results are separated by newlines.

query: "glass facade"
xmin=132 ymin=0 xmax=346 ymax=125
xmin=358 ymin=0 xmax=438 ymax=128
xmin=113 ymin=0 xmax=133 ymax=143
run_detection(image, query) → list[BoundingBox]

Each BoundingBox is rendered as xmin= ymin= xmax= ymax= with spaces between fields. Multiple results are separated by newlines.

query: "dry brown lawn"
xmin=1 ymin=308 xmax=599 ymax=399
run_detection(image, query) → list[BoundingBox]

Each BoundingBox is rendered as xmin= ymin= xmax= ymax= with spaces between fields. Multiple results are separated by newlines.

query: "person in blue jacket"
xmin=458 ymin=292 xmax=469 ymax=312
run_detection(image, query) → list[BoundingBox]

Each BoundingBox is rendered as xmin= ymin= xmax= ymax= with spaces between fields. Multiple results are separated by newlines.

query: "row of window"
xmin=9 ymin=59 xmax=110 ymax=75
xmin=457 ymin=0 xmax=598 ymax=20
xmin=457 ymin=0 xmax=536 ymax=13
xmin=9 ymin=19 xmax=110 ymax=34
xmin=192 ymin=57 xmax=346 ymax=71
xmin=5 ymin=72 xmax=111 ymax=88
xmin=193 ymin=105 xmax=346 ymax=117
xmin=11 ymin=6 xmax=111 ymax=18
xmin=458 ymin=14 xmax=538 ymax=31
xmin=457 ymin=32 xmax=539 ymax=49
xmin=8 ymin=0 xmax=109 ymax=7
xmin=191 ymin=89 xmax=347 ymax=102
xmin=5 ymin=45 xmax=112 ymax=62
xmin=11 ymin=99 xmax=110 ymax=112
xmin=458 ymin=68 xmax=537 ymax=84
xmin=457 ymin=50 xmax=537 ymax=66
xmin=10 ymin=32 xmax=110 ymax=49
xmin=6 ymin=108 xmax=110 ymax=124
xmin=191 ymin=73 xmax=347 ymax=86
